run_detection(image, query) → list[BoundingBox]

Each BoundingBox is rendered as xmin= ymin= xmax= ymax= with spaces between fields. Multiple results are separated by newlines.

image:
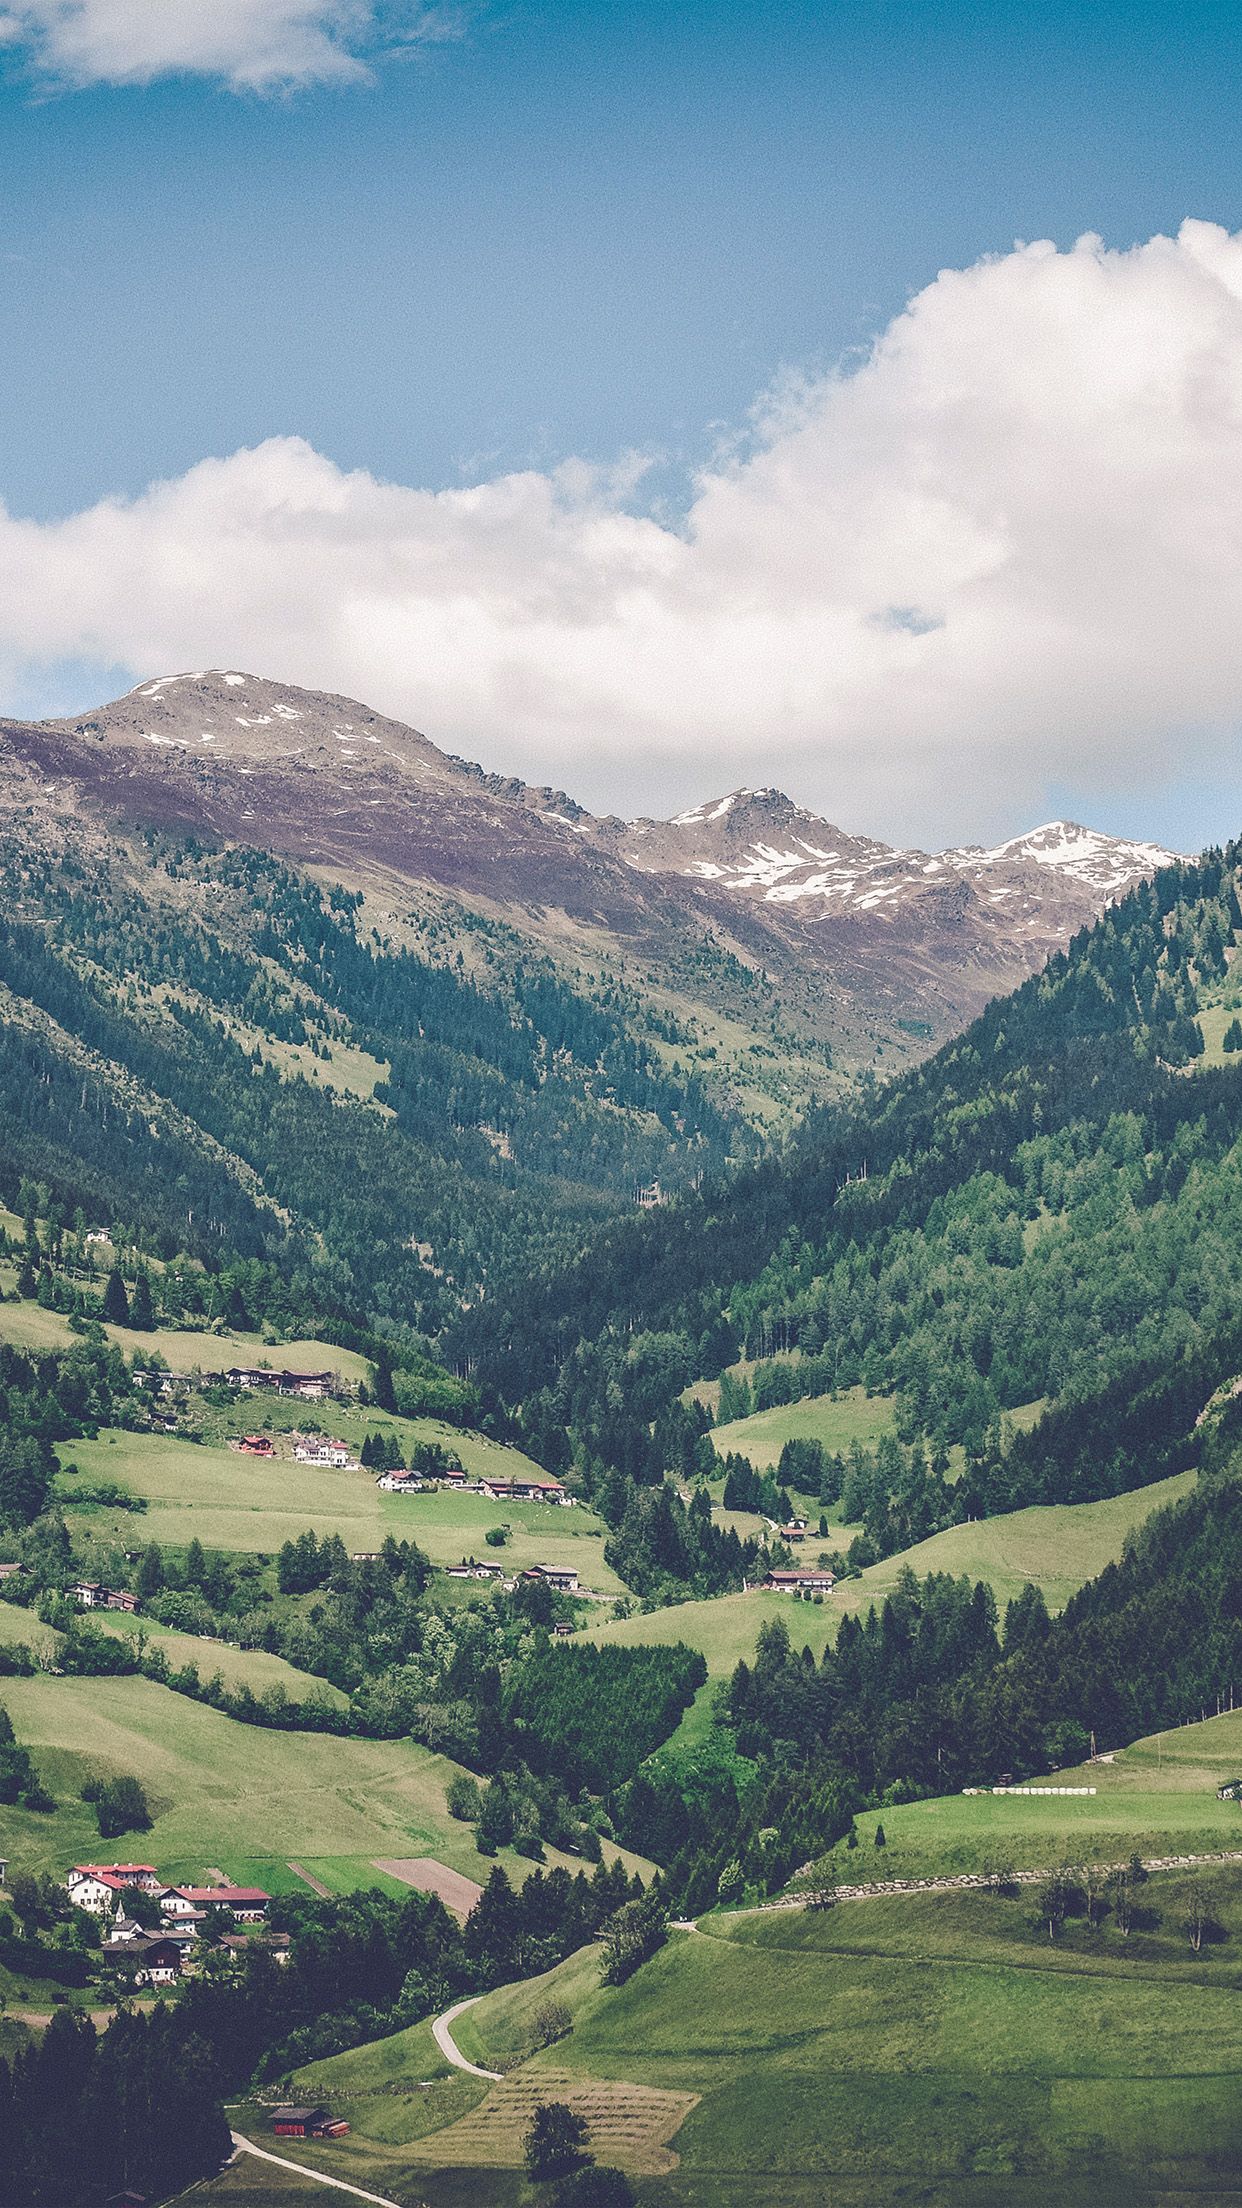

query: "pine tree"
xmin=102 ymin=1269 xmax=130 ymax=1326
xmin=371 ymin=1347 xmax=397 ymax=1414
xmin=129 ymin=1270 xmax=155 ymax=1330
xmin=136 ymin=1544 xmax=164 ymax=1599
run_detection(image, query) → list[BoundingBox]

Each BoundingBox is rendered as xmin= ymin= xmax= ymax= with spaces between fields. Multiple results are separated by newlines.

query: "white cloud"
xmin=5 ymin=220 xmax=1242 ymax=835
xmin=0 ymin=0 xmax=461 ymax=91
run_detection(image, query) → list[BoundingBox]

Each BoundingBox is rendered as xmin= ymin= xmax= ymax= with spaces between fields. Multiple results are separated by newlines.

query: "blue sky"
xmin=3 ymin=0 xmax=1242 ymax=845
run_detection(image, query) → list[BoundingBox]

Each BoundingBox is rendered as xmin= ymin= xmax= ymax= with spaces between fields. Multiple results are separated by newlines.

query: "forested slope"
xmin=465 ymin=841 xmax=1242 ymax=1590
xmin=0 ymin=815 xmax=745 ymax=1362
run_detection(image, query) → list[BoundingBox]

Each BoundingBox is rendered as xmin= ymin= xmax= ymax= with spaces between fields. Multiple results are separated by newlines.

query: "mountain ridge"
xmin=1 ymin=668 xmax=1179 ymax=1079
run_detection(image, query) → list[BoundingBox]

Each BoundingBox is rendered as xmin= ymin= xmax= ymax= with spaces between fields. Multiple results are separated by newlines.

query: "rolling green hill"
xmin=0 ymin=1670 xmax=651 ymax=1894
xmin=54 ymin=1427 xmax=626 ymax=1589
xmin=581 ymin=1470 xmax=1196 ymax=1677
xmin=250 ymin=1863 xmax=1242 ymax=2208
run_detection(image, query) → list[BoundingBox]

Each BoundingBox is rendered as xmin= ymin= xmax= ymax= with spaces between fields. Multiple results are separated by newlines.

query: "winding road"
xmin=228 ymin=2133 xmax=401 ymax=2206
xmin=430 ymin=1994 xmax=503 ymax=2079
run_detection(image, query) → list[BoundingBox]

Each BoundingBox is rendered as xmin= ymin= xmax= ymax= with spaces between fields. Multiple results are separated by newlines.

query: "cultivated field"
xmin=582 ymin=1471 xmax=1195 ymax=1677
xmin=54 ymin=1429 xmax=625 ymax=1591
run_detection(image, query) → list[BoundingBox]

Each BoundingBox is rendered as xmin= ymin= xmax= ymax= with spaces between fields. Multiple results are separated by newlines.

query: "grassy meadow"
xmin=0 ymin=1596 xmax=351 ymax=1706
xmin=0 ymin=1291 xmax=372 ymax=1383
xmin=0 ymin=1671 xmax=651 ymax=1895
xmin=582 ymin=1470 xmax=1195 ymax=1678
xmin=232 ymin=1866 xmax=1242 ymax=2208
xmin=842 ymin=1703 xmax=1242 ymax=1878
xmin=708 ymin=1384 xmax=895 ymax=1467
xmin=54 ymin=1428 xmax=625 ymax=1590
xmin=709 ymin=1385 xmax=1048 ymax=1482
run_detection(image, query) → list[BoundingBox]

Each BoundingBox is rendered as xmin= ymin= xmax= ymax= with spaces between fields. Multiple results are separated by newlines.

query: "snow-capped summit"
xmin=0 ymin=666 xmax=1184 ymax=1074
xmin=953 ymin=821 xmax=1179 ymax=895
xmin=619 ymin=799 xmax=1177 ymax=932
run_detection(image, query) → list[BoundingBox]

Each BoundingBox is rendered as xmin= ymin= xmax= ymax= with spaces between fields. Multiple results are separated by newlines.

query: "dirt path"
xmin=430 ymin=1995 xmax=503 ymax=2079
xmin=229 ymin=2133 xmax=401 ymax=2207
xmin=288 ymin=1860 xmax=332 ymax=1897
xmin=725 ymin=1845 xmax=1242 ymax=1920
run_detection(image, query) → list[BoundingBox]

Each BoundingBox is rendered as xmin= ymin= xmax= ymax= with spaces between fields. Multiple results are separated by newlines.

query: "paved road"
xmin=230 ymin=2132 xmax=402 ymax=2206
xmin=430 ymin=1995 xmax=503 ymax=2079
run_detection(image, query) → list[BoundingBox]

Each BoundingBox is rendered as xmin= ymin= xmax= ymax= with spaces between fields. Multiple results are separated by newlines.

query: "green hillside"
xmin=0 ymin=1596 xmax=350 ymax=1706
xmin=0 ymin=1670 xmax=649 ymax=1892
xmin=709 ymin=1385 xmax=896 ymax=1468
xmin=0 ymin=812 xmax=754 ymax=1359
xmin=54 ymin=1427 xmax=625 ymax=1589
xmin=0 ymin=1293 xmax=373 ymax=1382
xmin=582 ymin=1470 xmax=1195 ymax=1676
xmin=842 ymin=1703 xmax=1242 ymax=1879
xmin=466 ymin=847 xmax=1242 ymax=1617
xmin=254 ymin=1866 xmax=1242 ymax=2208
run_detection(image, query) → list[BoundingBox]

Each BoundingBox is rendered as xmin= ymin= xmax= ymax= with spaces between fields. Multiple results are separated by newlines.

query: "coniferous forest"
xmin=4 ymin=810 xmax=1242 ymax=2202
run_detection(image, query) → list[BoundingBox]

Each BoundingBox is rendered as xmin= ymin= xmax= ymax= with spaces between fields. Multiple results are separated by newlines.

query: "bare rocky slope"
xmin=0 ymin=669 xmax=1177 ymax=1082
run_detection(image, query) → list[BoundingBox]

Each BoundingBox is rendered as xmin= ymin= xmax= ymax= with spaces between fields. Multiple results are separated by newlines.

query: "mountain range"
xmin=1 ymin=669 xmax=1176 ymax=1086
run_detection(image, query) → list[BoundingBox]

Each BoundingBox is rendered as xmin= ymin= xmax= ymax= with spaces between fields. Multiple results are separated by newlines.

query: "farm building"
xmin=173 ymin=1884 xmax=270 ymax=1922
xmin=69 ymin=1582 xmax=140 ymax=1613
xmin=158 ymin=1924 xmax=202 ymax=1955
xmin=221 ymin=1930 xmax=291 ymax=1963
xmin=279 ymin=1371 xmax=336 ymax=1400
xmin=377 ymin=1469 xmax=424 ymax=1492
xmin=239 ymin=1434 xmax=275 ymax=1457
xmin=1217 ymin=1779 xmax=1242 ymax=1800
xmin=271 ymin=2106 xmax=348 ymax=2139
xmin=479 ymin=1474 xmax=569 ymax=1504
xmin=105 ymin=1913 xmax=151 ymax=1943
xmin=524 ymin=1563 xmax=579 ymax=1593
xmin=223 ymin=1367 xmax=337 ymax=1400
xmin=68 ymin=1864 xmax=163 ymax=1913
xmin=101 ymin=1933 xmax=183 ymax=1985
xmin=132 ymin=1370 xmax=183 ymax=1398
xmin=293 ymin=1439 xmax=355 ymax=1468
xmin=0 ymin=1561 xmax=25 ymax=1583
xmin=764 ymin=1567 xmax=835 ymax=1595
